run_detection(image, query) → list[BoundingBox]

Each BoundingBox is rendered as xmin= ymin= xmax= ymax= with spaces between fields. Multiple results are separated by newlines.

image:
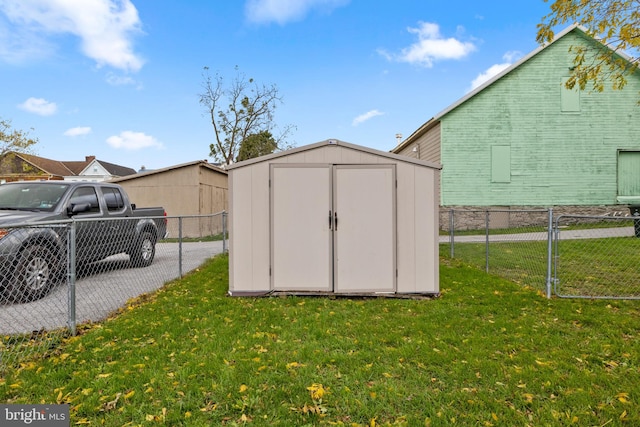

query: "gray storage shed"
xmin=227 ymin=139 xmax=441 ymax=296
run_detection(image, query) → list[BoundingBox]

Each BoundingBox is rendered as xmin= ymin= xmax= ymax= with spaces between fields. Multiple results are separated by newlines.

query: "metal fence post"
xmin=68 ymin=221 xmax=77 ymax=336
xmin=178 ymin=216 xmax=183 ymax=278
xmin=222 ymin=211 xmax=227 ymax=253
xmin=449 ymin=209 xmax=454 ymax=258
xmin=546 ymin=208 xmax=553 ymax=299
xmin=485 ymin=210 xmax=490 ymax=273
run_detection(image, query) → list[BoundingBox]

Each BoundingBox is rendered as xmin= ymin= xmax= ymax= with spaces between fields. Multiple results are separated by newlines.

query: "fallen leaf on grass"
xmin=604 ymin=360 xmax=619 ymax=368
xmin=286 ymin=362 xmax=305 ymax=369
xmin=307 ymin=383 xmax=327 ymax=401
xmin=102 ymin=393 xmax=121 ymax=412
xmin=617 ymin=392 xmax=630 ymax=403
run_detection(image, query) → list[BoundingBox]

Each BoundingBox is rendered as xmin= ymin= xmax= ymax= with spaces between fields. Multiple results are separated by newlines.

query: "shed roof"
xmin=227 ymin=139 xmax=442 ymax=170
xmin=109 ymin=159 xmax=227 ymax=183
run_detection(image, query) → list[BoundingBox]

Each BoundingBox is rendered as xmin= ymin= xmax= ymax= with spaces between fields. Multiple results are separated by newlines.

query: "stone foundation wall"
xmin=439 ymin=205 xmax=634 ymax=231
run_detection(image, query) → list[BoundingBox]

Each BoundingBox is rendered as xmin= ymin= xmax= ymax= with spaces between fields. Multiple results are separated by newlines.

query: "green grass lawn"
xmin=2 ymin=254 xmax=640 ymax=426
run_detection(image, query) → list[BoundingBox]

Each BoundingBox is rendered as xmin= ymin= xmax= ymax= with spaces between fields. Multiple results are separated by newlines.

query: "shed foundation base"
xmin=228 ymin=290 xmax=439 ymax=300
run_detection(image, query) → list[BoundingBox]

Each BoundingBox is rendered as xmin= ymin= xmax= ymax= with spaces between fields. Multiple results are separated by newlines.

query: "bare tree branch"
xmin=199 ymin=66 xmax=294 ymax=165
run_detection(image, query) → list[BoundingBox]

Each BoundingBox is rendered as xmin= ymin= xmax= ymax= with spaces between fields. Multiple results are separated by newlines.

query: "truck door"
xmin=67 ymin=186 xmax=103 ymax=263
xmin=101 ymin=186 xmax=131 ymax=255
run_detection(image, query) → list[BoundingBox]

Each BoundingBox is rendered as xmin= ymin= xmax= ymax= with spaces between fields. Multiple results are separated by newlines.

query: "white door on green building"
xmin=617 ymin=151 xmax=640 ymax=203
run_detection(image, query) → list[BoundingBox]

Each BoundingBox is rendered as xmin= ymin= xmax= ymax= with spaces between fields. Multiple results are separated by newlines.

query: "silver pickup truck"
xmin=0 ymin=181 xmax=167 ymax=303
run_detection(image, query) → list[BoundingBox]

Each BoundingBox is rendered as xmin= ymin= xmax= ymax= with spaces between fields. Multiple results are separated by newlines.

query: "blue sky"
xmin=0 ymin=0 xmax=555 ymax=170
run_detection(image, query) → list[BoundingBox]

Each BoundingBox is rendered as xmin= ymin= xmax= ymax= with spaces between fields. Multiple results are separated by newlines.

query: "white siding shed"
xmin=227 ymin=139 xmax=441 ymax=296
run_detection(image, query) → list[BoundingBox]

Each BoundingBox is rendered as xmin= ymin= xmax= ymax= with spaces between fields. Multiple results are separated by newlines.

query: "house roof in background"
xmin=82 ymin=159 xmax=137 ymax=177
xmin=62 ymin=157 xmax=93 ymax=175
xmin=8 ymin=152 xmax=135 ymax=178
xmin=17 ymin=153 xmax=75 ymax=177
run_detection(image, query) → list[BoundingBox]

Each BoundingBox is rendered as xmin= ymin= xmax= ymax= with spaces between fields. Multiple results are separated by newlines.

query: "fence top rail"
xmin=449 ymin=209 xmax=549 ymax=214
xmin=73 ymin=212 xmax=227 ymax=223
xmin=0 ymin=212 xmax=228 ymax=228
xmin=555 ymin=214 xmax=635 ymax=221
xmin=1 ymin=219 xmax=73 ymax=228
xmin=165 ymin=212 xmax=226 ymax=220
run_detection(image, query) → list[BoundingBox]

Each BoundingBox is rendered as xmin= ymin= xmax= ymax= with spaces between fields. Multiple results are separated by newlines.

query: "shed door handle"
xmin=334 ymin=212 xmax=338 ymax=231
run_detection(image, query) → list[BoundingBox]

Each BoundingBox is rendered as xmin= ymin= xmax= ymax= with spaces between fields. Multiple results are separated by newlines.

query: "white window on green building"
xmin=561 ymin=77 xmax=580 ymax=112
xmin=491 ymin=145 xmax=511 ymax=183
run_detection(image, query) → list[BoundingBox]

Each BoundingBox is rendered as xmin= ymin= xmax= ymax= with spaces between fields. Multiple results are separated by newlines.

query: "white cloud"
xmin=0 ymin=18 xmax=53 ymax=64
xmin=245 ymin=0 xmax=349 ymax=25
xmin=352 ymin=109 xmax=384 ymax=126
xmin=380 ymin=22 xmax=476 ymax=67
xmin=469 ymin=51 xmax=523 ymax=90
xmin=18 ymin=97 xmax=57 ymax=116
xmin=64 ymin=126 xmax=92 ymax=137
xmin=0 ymin=0 xmax=144 ymax=72
xmin=106 ymin=131 xmax=163 ymax=150
xmin=106 ymin=72 xmax=137 ymax=86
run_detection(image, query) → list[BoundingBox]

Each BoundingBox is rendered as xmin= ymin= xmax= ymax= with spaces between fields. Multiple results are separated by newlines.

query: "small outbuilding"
xmin=227 ymin=139 xmax=441 ymax=297
xmin=110 ymin=160 xmax=228 ymax=238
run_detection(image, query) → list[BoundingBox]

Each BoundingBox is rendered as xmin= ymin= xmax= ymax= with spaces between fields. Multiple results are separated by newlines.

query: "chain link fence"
xmin=0 ymin=213 xmax=227 ymax=371
xmin=441 ymin=208 xmax=640 ymax=299
xmin=553 ymin=215 xmax=639 ymax=299
xmin=440 ymin=209 xmax=552 ymax=294
xmin=5 ymin=207 xmax=639 ymax=369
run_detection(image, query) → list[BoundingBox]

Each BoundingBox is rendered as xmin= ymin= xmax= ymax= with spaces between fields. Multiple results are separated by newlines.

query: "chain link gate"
xmin=552 ymin=214 xmax=640 ymax=299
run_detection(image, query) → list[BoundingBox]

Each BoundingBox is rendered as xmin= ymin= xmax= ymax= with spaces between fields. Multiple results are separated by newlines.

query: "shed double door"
xmin=271 ymin=164 xmax=396 ymax=293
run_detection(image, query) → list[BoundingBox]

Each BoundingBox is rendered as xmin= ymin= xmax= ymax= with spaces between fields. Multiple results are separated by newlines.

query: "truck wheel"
xmin=5 ymin=245 xmax=59 ymax=303
xmin=130 ymin=231 xmax=156 ymax=267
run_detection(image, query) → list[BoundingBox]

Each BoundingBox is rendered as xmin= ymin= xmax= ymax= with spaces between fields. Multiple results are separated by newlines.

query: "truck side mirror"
xmin=67 ymin=203 xmax=91 ymax=216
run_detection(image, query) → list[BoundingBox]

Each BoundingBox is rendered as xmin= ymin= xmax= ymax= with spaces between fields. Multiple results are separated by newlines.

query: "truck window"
xmin=0 ymin=183 xmax=68 ymax=211
xmin=103 ymin=188 xmax=125 ymax=211
xmin=69 ymin=187 xmax=100 ymax=214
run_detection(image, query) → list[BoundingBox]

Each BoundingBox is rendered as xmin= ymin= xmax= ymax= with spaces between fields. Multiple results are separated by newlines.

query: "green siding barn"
xmin=393 ymin=25 xmax=640 ymax=209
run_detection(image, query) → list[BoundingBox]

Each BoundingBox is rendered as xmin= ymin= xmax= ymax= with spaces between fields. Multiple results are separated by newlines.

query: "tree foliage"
xmin=537 ymin=0 xmax=640 ymax=93
xmin=0 ymin=118 xmax=38 ymax=156
xmin=236 ymin=131 xmax=278 ymax=162
xmin=199 ymin=66 xmax=294 ymax=165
